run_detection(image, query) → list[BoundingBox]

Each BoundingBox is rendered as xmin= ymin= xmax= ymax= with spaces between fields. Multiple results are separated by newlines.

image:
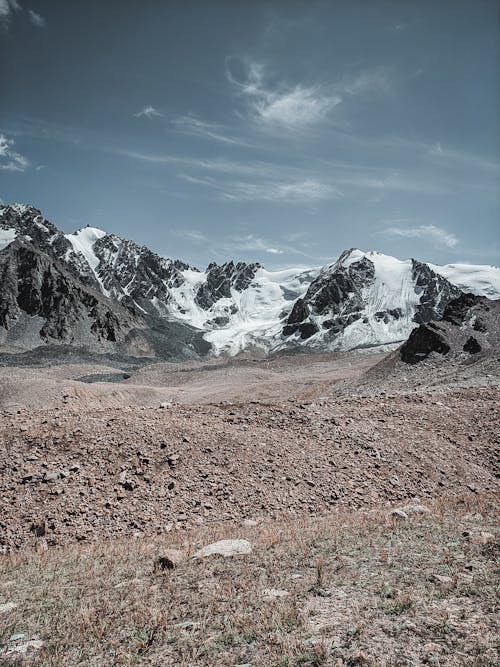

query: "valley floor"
xmin=0 ymin=352 xmax=498 ymax=665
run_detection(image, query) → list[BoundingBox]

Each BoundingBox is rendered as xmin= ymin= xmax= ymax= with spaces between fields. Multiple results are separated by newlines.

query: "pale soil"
xmin=0 ymin=350 xmax=387 ymax=410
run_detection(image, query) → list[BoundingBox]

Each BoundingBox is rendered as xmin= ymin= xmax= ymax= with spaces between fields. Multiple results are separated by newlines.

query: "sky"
xmin=1 ymin=0 xmax=499 ymax=269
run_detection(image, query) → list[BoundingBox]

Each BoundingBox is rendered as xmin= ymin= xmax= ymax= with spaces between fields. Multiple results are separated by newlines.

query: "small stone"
xmin=6 ymin=639 xmax=44 ymax=656
xmin=9 ymin=633 xmax=26 ymax=642
xmin=262 ymin=588 xmax=291 ymax=599
xmin=241 ymin=519 xmax=258 ymax=527
xmin=69 ymin=464 xmax=80 ymax=472
xmin=43 ymin=471 xmax=61 ymax=482
xmin=154 ymin=549 xmax=184 ymax=571
xmin=114 ymin=578 xmax=143 ymax=588
xmin=30 ymin=521 xmax=47 ymax=537
xmin=423 ymin=642 xmax=443 ymax=656
xmin=194 ymin=538 xmax=253 ymax=559
xmin=174 ymin=619 xmax=200 ymax=630
xmin=35 ymin=540 xmax=48 ymax=554
xmin=389 ymin=509 xmax=408 ymax=522
xmin=430 ymin=574 xmax=453 ymax=585
xmin=399 ymin=504 xmax=430 ymax=515
xmin=470 ymin=531 xmax=495 ymax=545
xmin=0 ymin=602 xmax=17 ymax=614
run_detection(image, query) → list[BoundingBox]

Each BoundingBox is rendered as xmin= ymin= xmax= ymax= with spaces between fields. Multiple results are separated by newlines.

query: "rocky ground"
xmin=0 ymin=386 xmax=498 ymax=551
xmin=0 ymin=346 xmax=498 ymax=665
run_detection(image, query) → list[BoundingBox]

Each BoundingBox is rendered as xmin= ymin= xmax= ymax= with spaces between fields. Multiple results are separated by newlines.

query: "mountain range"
xmin=1 ymin=203 xmax=499 ymax=359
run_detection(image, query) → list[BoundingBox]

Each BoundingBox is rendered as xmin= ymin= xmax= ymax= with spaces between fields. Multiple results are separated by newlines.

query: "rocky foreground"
xmin=0 ymin=387 xmax=498 ymax=551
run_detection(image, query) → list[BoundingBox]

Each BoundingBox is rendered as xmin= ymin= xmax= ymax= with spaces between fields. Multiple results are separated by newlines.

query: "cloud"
xmin=0 ymin=0 xmax=21 ymax=23
xmin=429 ymin=142 xmax=499 ymax=171
xmin=172 ymin=115 xmax=255 ymax=147
xmin=28 ymin=9 xmax=45 ymax=27
xmin=173 ymin=229 xmax=208 ymax=243
xmin=178 ymin=171 xmax=339 ymax=203
xmin=338 ymin=69 xmax=393 ymax=96
xmin=221 ymin=179 xmax=339 ymax=203
xmin=224 ymin=234 xmax=284 ymax=255
xmin=0 ymin=133 xmax=29 ymax=171
xmin=381 ymin=224 xmax=459 ymax=249
xmin=227 ymin=59 xmax=341 ymax=129
xmin=226 ymin=59 xmax=393 ymax=130
xmin=133 ymin=106 xmax=162 ymax=119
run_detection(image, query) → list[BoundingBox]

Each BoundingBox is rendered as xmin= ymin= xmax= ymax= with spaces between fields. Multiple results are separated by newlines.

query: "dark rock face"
xmin=400 ymin=323 xmax=451 ymax=364
xmin=283 ymin=298 xmax=311 ymax=336
xmin=463 ymin=336 xmax=481 ymax=354
xmin=0 ymin=238 xmax=138 ymax=344
xmin=90 ymin=234 xmax=191 ymax=314
xmin=283 ymin=251 xmax=375 ymax=339
xmin=399 ymin=294 xmax=499 ymax=366
xmin=411 ymin=260 xmax=461 ymax=324
xmin=442 ymin=293 xmax=484 ymax=326
xmin=0 ymin=205 xmax=72 ymax=259
xmin=195 ymin=261 xmax=261 ymax=310
xmin=374 ymin=308 xmax=403 ymax=324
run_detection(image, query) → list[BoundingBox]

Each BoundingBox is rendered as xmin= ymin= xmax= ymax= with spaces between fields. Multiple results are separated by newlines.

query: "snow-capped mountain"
xmin=280 ymin=249 xmax=463 ymax=352
xmin=1 ymin=203 xmax=499 ymax=358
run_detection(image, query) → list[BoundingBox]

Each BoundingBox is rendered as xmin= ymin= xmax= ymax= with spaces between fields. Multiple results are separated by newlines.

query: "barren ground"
xmin=0 ymin=350 xmax=498 ymax=665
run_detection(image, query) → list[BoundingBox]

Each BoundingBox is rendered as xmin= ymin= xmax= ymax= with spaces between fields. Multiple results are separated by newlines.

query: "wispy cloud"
xmin=133 ymin=106 xmax=162 ymax=119
xmin=338 ymin=69 xmax=393 ymax=96
xmin=429 ymin=142 xmax=499 ymax=172
xmin=172 ymin=114 xmax=255 ymax=147
xmin=226 ymin=234 xmax=284 ymax=254
xmin=178 ymin=172 xmax=339 ymax=203
xmin=0 ymin=0 xmax=20 ymax=24
xmin=0 ymin=133 xmax=29 ymax=171
xmin=227 ymin=59 xmax=341 ymax=129
xmin=173 ymin=229 xmax=208 ymax=243
xmin=28 ymin=9 xmax=45 ymax=27
xmin=226 ymin=58 xmax=393 ymax=130
xmin=220 ymin=179 xmax=339 ymax=203
xmin=381 ymin=223 xmax=459 ymax=249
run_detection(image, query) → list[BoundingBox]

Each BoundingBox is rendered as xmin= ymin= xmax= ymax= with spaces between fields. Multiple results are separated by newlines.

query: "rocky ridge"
xmin=2 ymin=204 xmax=500 ymax=358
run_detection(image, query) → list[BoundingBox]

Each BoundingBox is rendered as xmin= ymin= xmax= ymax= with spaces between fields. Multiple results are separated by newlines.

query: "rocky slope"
xmin=0 ymin=386 xmax=497 ymax=550
xmin=337 ymin=293 xmax=500 ymax=396
xmin=2 ymin=203 xmax=500 ymax=358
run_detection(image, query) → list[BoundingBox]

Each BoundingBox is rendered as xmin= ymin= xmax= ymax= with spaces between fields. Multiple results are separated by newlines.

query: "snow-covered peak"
xmin=66 ymin=226 xmax=107 ymax=270
xmin=0 ymin=203 xmax=32 ymax=217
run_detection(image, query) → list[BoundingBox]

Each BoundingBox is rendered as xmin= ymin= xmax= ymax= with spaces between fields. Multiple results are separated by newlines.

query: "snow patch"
xmin=168 ymin=266 xmax=318 ymax=355
xmin=430 ymin=262 xmax=500 ymax=300
xmin=66 ymin=226 xmax=109 ymax=294
xmin=0 ymin=228 xmax=17 ymax=251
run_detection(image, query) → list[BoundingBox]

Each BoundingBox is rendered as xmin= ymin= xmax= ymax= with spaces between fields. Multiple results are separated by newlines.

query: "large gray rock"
xmin=193 ymin=538 xmax=253 ymax=558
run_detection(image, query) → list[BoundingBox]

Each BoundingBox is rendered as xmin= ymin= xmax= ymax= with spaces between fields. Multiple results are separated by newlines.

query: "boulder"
xmin=193 ymin=538 xmax=253 ymax=559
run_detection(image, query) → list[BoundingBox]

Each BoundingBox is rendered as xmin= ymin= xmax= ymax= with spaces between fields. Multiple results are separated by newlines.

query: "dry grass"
xmin=0 ymin=495 xmax=498 ymax=666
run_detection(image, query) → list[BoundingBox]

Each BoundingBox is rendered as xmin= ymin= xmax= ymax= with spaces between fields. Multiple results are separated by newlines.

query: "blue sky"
xmin=1 ymin=0 xmax=499 ymax=268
